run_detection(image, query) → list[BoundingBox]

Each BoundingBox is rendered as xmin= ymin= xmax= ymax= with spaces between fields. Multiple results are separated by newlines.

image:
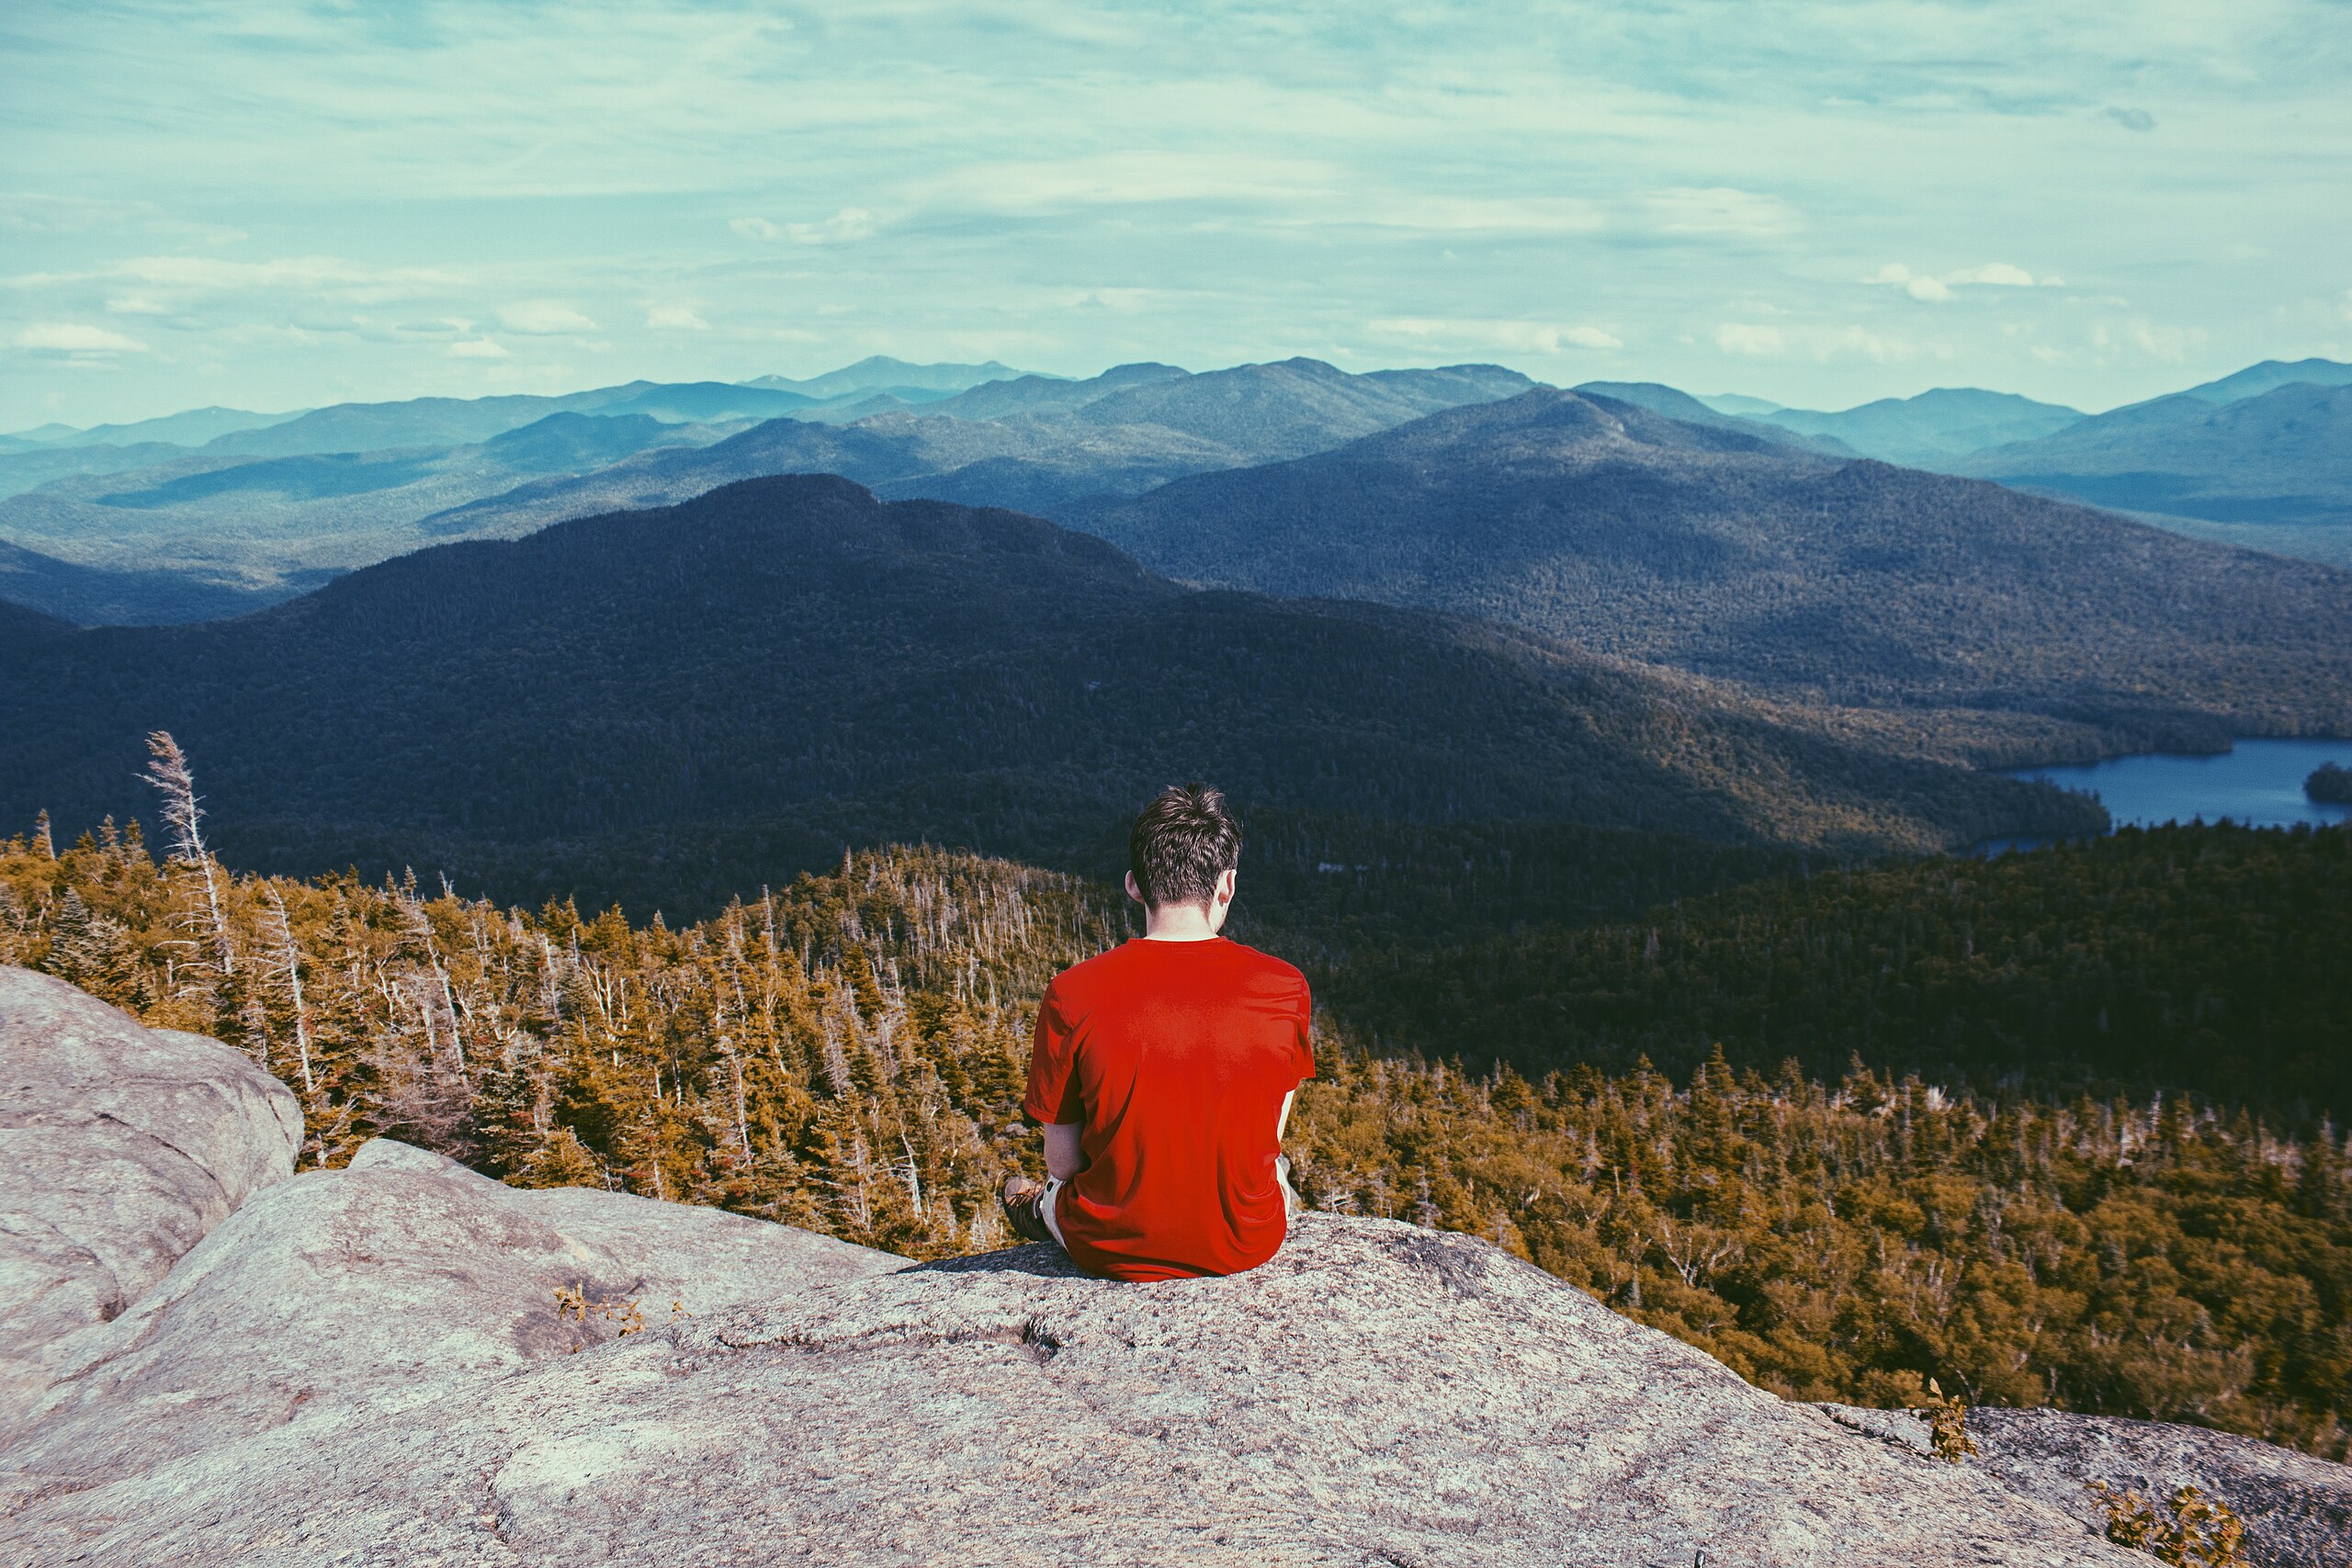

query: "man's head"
xmin=1126 ymin=784 xmax=1241 ymax=924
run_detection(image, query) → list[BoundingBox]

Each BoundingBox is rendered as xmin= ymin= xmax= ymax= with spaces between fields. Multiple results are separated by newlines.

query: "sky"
xmin=4 ymin=0 xmax=2349 ymax=431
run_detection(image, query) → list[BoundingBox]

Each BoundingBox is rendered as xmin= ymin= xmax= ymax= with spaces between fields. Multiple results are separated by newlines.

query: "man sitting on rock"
xmin=1001 ymin=784 xmax=1314 ymax=1280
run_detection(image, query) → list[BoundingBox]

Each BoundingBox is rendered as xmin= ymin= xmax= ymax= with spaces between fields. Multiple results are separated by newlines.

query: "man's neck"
xmin=1140 ymin=903 xmax=1222 ymax=942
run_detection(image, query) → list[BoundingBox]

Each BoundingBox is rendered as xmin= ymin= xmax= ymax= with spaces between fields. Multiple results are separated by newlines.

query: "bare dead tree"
xmin=32 ymin=809 xmax=54 ymax=860
xmin=262 ymin=884 xmax=315 ymax=1095
xmin=141 ymin=730 xmax=236 ymax=983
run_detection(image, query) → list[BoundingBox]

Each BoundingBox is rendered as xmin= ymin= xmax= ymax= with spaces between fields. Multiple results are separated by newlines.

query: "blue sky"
xmin=4 ymin=0 xmax=2348 ymax=429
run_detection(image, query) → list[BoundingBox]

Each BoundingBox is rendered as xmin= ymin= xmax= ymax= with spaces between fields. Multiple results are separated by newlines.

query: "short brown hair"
xmin=1128 ymin=784 xmax=1242 ymax=909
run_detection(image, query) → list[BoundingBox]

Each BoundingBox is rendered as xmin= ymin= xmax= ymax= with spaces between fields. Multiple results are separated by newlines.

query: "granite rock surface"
xmin=0 ymin=1135 xmax=897 ymax=1515
xmin=5 ymin=970 xmax=2346 ymax=1567
xmin=6 ymin=1212 xmax=2143 ymax=1568
xmin=0 ymin=967 xmax=300 ymax=1406
xmin=1970 ymin=1407 xmax=2352 ymax=1568
xmin=1822 ymin=1402 xmax=2352 ymax=1566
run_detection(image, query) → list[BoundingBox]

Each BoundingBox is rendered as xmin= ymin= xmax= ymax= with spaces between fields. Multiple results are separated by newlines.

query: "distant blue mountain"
xmin=1758 ymin=389 xmax=2084 ymax=466
xmin=588 ymin=383 xmax=815 ymax=423
xmin=5 ymin=406 xmax=301 ymax=450
xmin=743 ymin=356 xmax=1033 ymax=400
xmin=1695 ymin=393 xmax=1782 ymax=418
xmin=1948 ymin=381 xmax=2352 ymax=567
xmin=2172 ymin=357 xmax=2352 ymax=406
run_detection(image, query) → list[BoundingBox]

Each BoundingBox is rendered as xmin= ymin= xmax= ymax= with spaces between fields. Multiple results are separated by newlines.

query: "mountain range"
xmin=0 ymin=358 xmax=1535 ymax=623
xmin=6 ymin=353 xmax=2347 ymax=628
xmin=1751 ymin=388 xmax=2084 ymax=466
xmin=1070 ymin=388 xmax=2352 ymax=755
xmin=423 ymin=357 xmax=1538 ymax=541
xmin=0 ymin=474 xmax=2095 ymax=913
xmin=1948 ymin=380 xmax=2352 ymax=564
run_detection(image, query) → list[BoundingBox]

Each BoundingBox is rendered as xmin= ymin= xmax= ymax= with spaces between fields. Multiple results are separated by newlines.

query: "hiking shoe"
xmin=1000 ymin=1176 xmax=1057 ymax=1247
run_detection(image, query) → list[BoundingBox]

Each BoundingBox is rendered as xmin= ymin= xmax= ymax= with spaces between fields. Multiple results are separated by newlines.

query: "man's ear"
xmin=1124 ymin=871 xmax=1147 ymax=906
xmin=1215 ymin=867 xmax=1238 ymax=905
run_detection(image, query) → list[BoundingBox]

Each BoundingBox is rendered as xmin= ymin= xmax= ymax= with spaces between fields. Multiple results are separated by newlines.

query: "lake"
xmin=1978 ymin=737 xmax=2352 ymax=853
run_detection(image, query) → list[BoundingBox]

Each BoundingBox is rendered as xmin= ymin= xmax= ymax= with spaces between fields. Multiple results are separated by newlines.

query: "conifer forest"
xmin=9 ymin=758 xmax=2351 ymax=1460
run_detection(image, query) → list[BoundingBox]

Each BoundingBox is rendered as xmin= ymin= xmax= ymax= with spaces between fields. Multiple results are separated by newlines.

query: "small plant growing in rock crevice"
xmin=2089 ymin=1482 xmax=2249 ymax=1567
xmin=554 ymin=1282 xmax=646 ymax=1351
xmin=1917 ymin=1378 xmax=1977 ymax=1463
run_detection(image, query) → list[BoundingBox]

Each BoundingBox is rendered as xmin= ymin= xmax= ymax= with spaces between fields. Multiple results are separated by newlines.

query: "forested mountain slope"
xmin=0 ymin=475 xmax=2089 ymax=914
xmin=1074 ymin=389 xmax=2352 ymax=752
xmin=1327 ymin=823 xmax=2352 ymax=1123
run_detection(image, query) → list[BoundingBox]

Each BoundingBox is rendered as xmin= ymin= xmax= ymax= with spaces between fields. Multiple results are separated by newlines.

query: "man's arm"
xmin=1043 ymin=1122 xmax=1086 ymax=1181
xmin=1276 ymin=1089 xmax=1296 ymax=1142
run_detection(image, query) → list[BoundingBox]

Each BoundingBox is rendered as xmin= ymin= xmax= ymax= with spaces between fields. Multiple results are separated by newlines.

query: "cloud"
xmin=1359 ymin=196 xmax=1601 ymax=235
xmin=0 ymin=195 xmax=243 ymax=243
xmin=1713 ymin=323 xmax=1932 ymax=363
xmin=2103 ymin=107 xmax=2157 ymax=132
xmin=1713 ymin=323 xmax=1785 ymax=356
xmin=916 ymin=152 xmax=1338 ymax=216
xmin=645 ymin=305 xmax=709 ymax=331
xmin=1949 ymin=263 xmax=2041 ymax=288
xmin=786 ymin=208 xmax=878 ymax=245
xmin=12 ymin=322 xmax=150 ymax=353
xmin=2091 ymin=317 xmax=2207 ymax=362
xmin=1371 ymin=317 xmax=1622 ymax=353
xmin=1868 ymin=262 xmax=2051 ymax=300
xmin=447 ymin=337 xmax=508 ymax=358
xmin=6 ymin=254 xmax=466 ymax=307
xmin=735 ymin=209 xmax=880 ymax=246
xmin=497 ymin=300 xmax=596 ymax=334
xmin=1635 ymin=187 xmax=1801 ymax=239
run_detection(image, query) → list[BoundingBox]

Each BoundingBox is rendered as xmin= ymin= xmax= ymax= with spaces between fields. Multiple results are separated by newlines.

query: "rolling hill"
xmin=1947 ymin=381 xmax=2352 ymax=565
xmin=1070 ymin=389 xmax=2352 ymax=754
xmin=0 ymin=474 xmax=2094 ymax=913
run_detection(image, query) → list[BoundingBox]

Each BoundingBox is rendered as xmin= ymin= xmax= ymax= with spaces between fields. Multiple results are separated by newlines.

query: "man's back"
xmin=1023 ymin=936 xmax=1313 ymax=1281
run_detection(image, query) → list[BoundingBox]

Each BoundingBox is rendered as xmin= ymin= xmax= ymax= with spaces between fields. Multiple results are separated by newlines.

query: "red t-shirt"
xmin=1022 ymin=936 xmax=1315 ymax=1282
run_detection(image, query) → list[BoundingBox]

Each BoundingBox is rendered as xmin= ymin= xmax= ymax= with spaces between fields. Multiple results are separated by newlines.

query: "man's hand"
xmin=1044 ymin=1122 xmax=1086 ymax=1181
